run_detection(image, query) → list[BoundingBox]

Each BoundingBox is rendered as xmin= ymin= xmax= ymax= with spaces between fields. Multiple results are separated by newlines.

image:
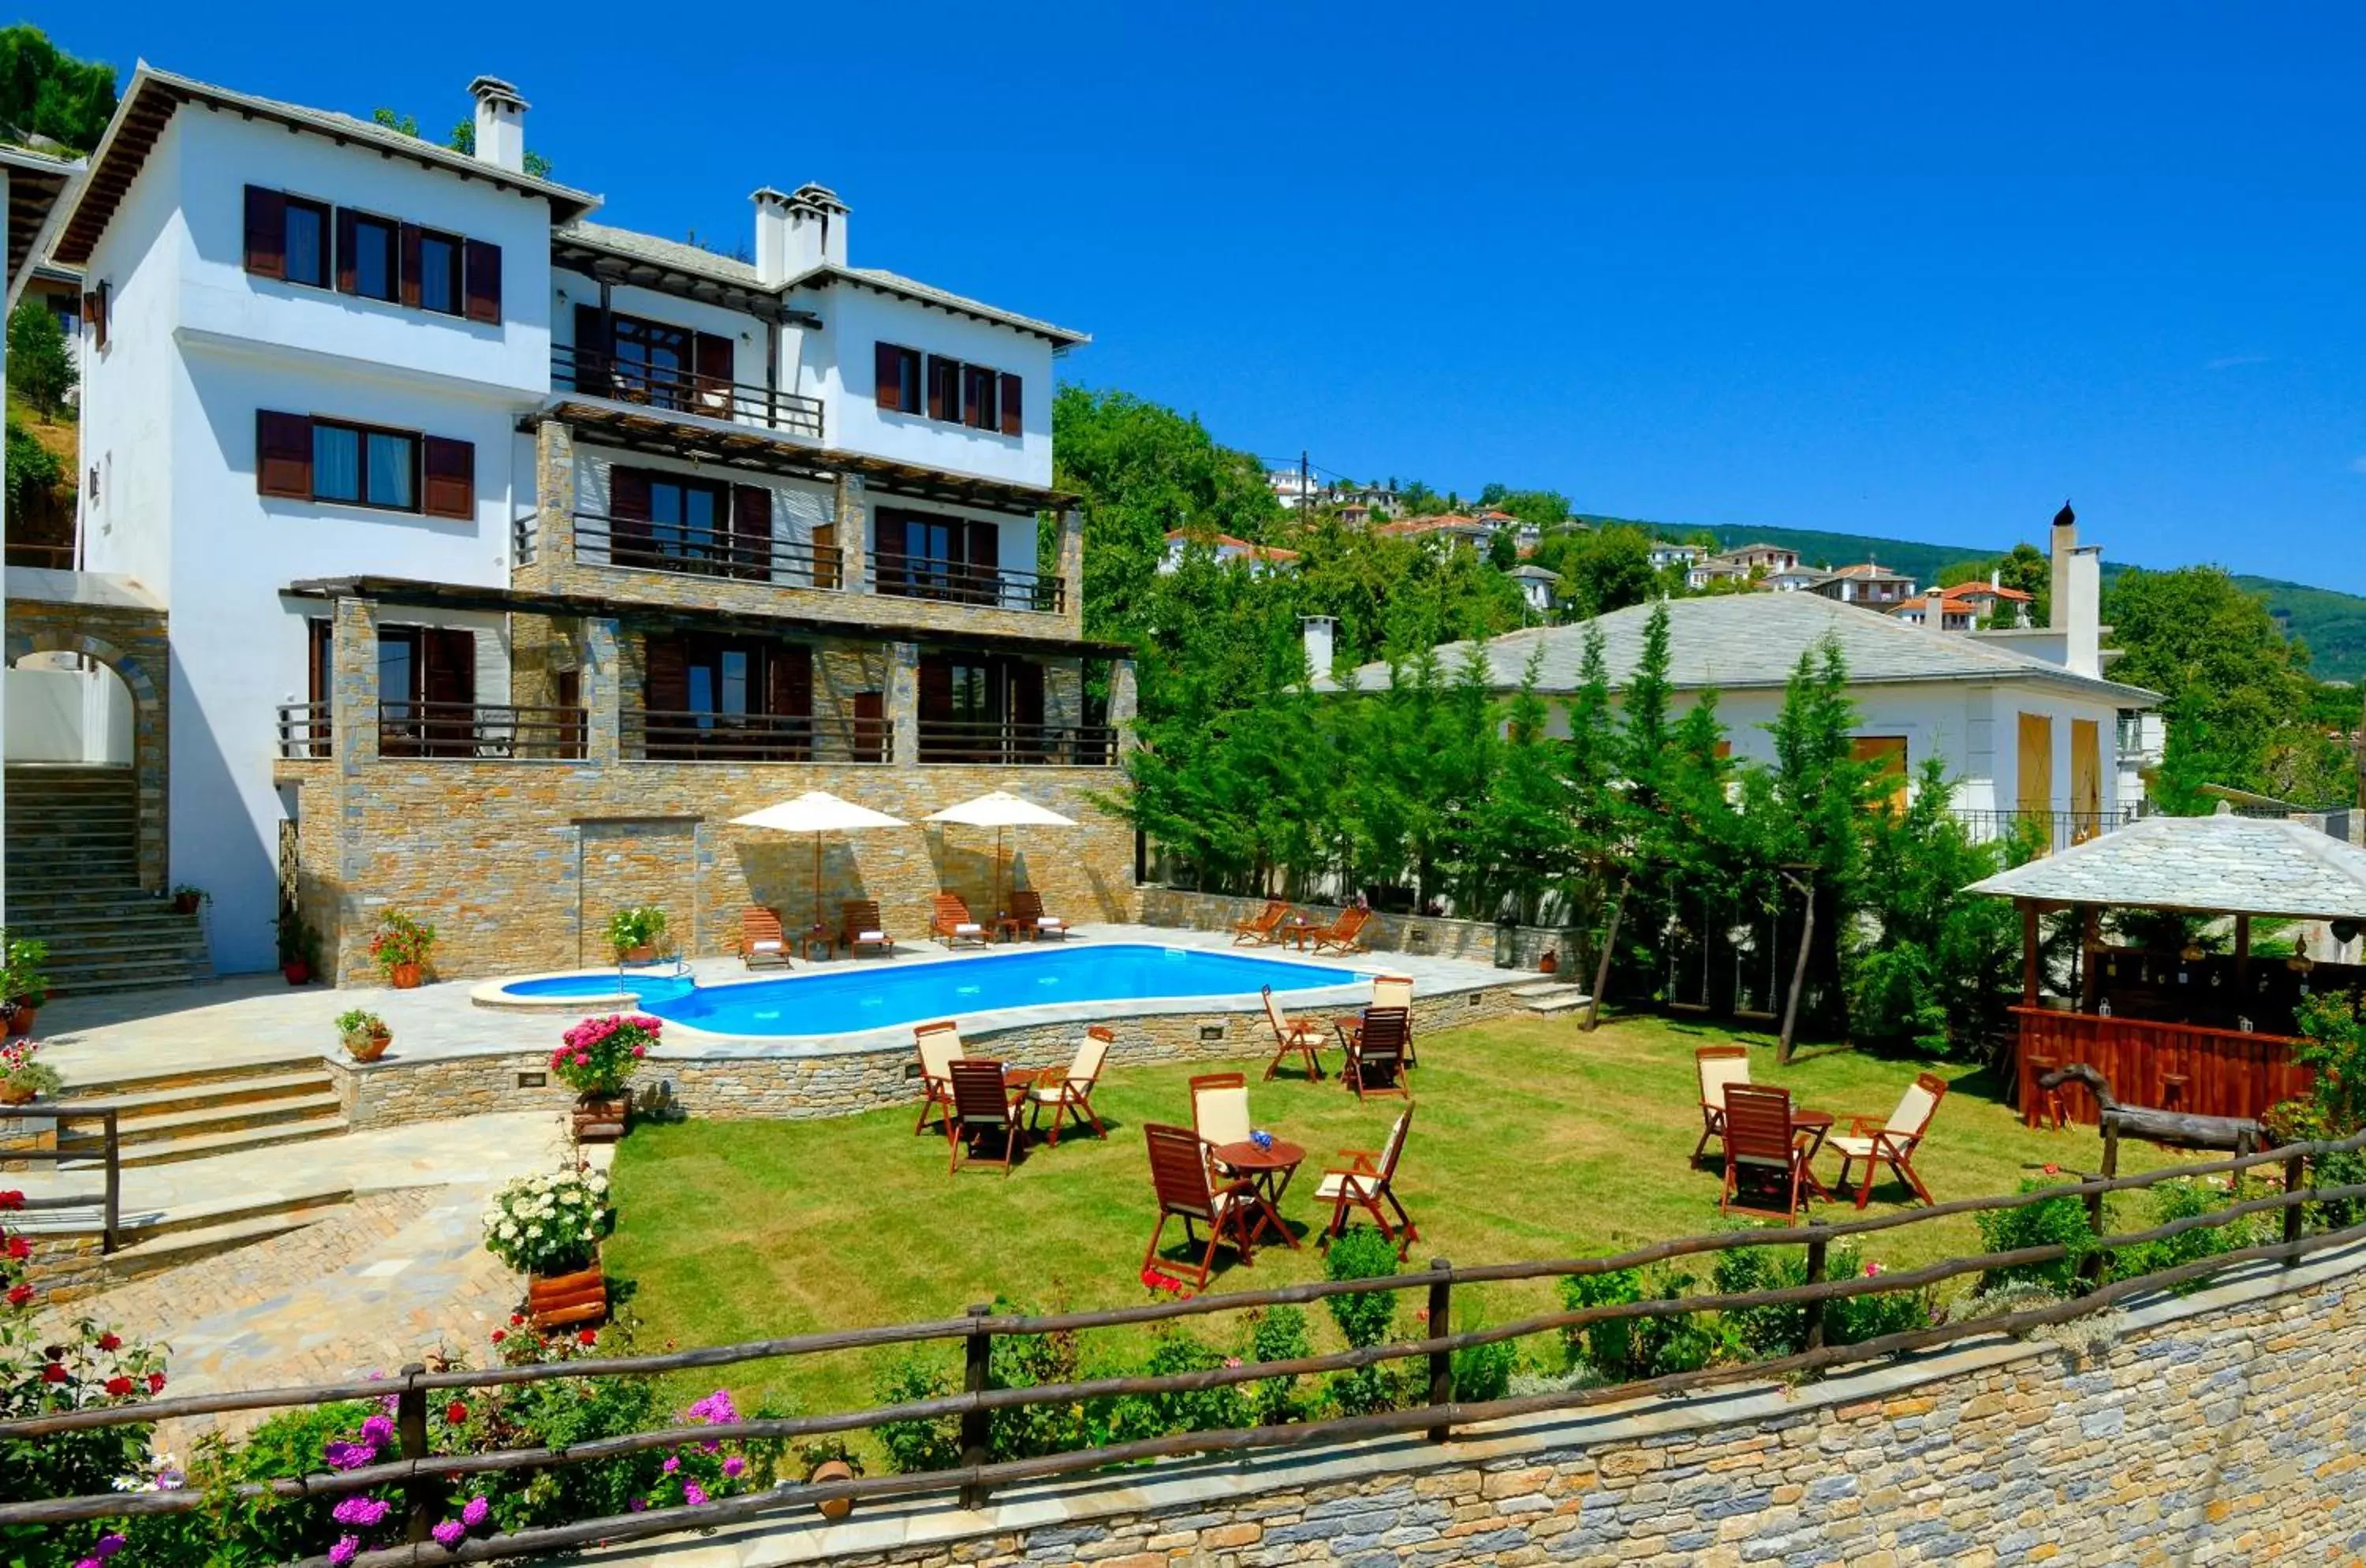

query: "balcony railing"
xmin=551 ymin=345 xmax=823 ymax=440
xmin=573 ymin=510 xmax=842 ymax=589
xmin=917 ymin=719 xmax=1117 ymax=767
xmin=377 ymin=701 xmax=588 ymax=760
xmin=622 ymin=709 xmax=887 ymax=765
xmin=4 ymin=540 xmax=73 ymax=569
xmin=513 ymin=508 xmax=539 ymax=567
xmin=1951 ymin=807 xmax=2135 ymax=855
xmin=277 ymin=702 xmax=332 ymax=760
xmin=868 ymin=560 xmax=1062 ymax=614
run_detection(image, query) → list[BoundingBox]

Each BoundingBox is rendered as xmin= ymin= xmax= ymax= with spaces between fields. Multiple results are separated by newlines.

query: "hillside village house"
xmin=1321 ymin=521 xmax=2159 ymax=849
xmin=17 ymin=65 xmax=1136 ymax=988
xmin=1159 ymin=529 xmax=1300 ymax=575
xmin=1808 ymin=560 xmax=1919 ymax=607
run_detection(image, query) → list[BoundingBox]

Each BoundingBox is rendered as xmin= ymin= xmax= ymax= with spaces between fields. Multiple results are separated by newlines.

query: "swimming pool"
xmin=497 ymin=944 xmax=1362 ymax=1038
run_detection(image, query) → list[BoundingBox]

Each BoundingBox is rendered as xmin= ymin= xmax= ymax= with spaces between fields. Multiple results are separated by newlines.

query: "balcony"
xmin=622 ymin=709 xmax=887 ymax=765
xmin=277 ymin=701 xmax=332 ymax=760
xmin=551 ymin=345 xmax=823 ymax=441
xmin=274 ymin=702 xmax=589 ymax=760
xmin=917 ymin=719 xmax=1117 ymax=767
xmin=870 ymin=561 xmax=1064 ymax=615
xmin=572 ymin=510 xmax=841 ymax=589
xmin=1951 ymin=807 xmax=2135 ymax=855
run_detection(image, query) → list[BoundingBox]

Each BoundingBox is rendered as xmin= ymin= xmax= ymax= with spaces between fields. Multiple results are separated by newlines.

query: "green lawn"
xmin=605 ymin=1012 xmax=2184 ymax=1417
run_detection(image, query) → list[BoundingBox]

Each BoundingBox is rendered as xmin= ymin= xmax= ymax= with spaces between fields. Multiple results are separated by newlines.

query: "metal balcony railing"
xmin=1950 ymin=806 xmax=2136 ymax=854
xmin=572 ymin=510 xmax=842 ymax=589
xmin=551 ymin=345 xmax=823 ymax=439
xmin=916 ymin=719 xmax=1117 ymax=767
xmin=377 ymin=701 xmax=588 ymax=760
xmin=868 ymin=560 xmax=1062 ymax=614
xmin=277 ymin=701 xmax=332 ymax=760
xmin=622 ymin=709 xmax=888 ymax=765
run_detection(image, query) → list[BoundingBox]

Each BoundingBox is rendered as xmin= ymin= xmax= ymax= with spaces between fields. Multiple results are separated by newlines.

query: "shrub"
xmin=368 ymin=911 xmax=435 ymax=977
xmin=871 ymin=1353 xmax=960 ymax=1473
xmin=1711 ymin=1241 xmax=1928 ymax=1357
xmin=1975 ymin=1181 xmax=2095 ymax=1294
xmin=334 ymin=1009 xmax=386 ymax=1039
xmin=2110 ymin=1177 xmax=2264 ymax=1287
xmin=1558 ymin=1265 xmax=1715 ymax=1381
xmin=0 ymin=1039 xmax=60 ymax=1100
xmin=1103 ymin=1328 xmax=1246 ymax=1444
xmin=2 ymin=933 xmax=48 ymax=1008
xmin=606 ymin=905 xmax=670 ymax=956
xmin=550 ymin=1015 xmax=658 ymax=1098
xmin=480 ymin=1167 xmax=612 ymax=1276
xmin=1246 ymin=1306 xmax=1314 ymax=1425
xmin=1321 ymin=1227 xmax=1402 ymax=1349
xmin=1449 ymin=1309 xmax=1517 ymax=1405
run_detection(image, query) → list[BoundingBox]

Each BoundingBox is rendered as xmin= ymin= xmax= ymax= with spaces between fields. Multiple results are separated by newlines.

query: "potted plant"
xmin=276 ymin=912 xmax=319 ymax=987
xmin=169 ymin=884 xmax=210 ymax=917
xmin=550 ymin=1014 xmax=657 ymax=1141
xmin=605 ymin=906 xmax=669 ymax=965
xmin=370 ymin=911 xmax=437 ymax=989
xmin=0 ymin=1040 xmax=59 ymax=1106
xmin=481 ymin=1166 xmax=612 ymax=1328
xmin=2 ymin=935 xmax=48 ymax=1040
xmin=797 ymin=1436 xmax=864 ymax=1521
xmin=336 ymin=1007 xmax=393 ymax=1062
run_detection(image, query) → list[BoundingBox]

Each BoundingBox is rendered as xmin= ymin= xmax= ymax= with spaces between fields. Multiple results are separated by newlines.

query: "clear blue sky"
xmin=47 ymin=3 xmax=2366 ymax=588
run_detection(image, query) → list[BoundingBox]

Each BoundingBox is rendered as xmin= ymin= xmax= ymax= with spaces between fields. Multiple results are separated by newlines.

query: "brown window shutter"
xmin=462 ymin=239 xmax=502 ymax=323
xmin=965 ymin=520 xmax=1000 ymax=572
xmin=731 ymin=484 xmax=773 ymax=580
xmin=335 ymin=209 xmax=359 ymax=293
xmin=644 ymin=636 xmax=690 ymax=714
xmin=925 ymin=356 xmax=952 ymax=420
xmin=917 ymin=653 xmax=953 ymax=723
xmin=874 ymin=342 xmax=903 ymax=410
xmin=1009 ymin=660 xmax=1045 ymax=728
xmin=961 ymin=365 xmax=993 ymax=431
xmin=769 ymin=644 xmax=813 ymax=718
xmin=244 ymin=186 xmax=285 ymax=278
xmin=423 ymin=628 xmax=477 ymax=706
xmin=399 ymin=223 xmax=423 ymax=308
xmin=999 ymin=373 xmax=1022 ymax=436
xmin=256 ymin=410 xmax=314 ymax=498
xmin=421 ymin=437 xmax=476 ymax=519
xmin=610 ymin=465 xmax=653 ymax=544
xmin=569 ymin=303 xmax=606 ymax=390
xmin=694 ymin=332 xmax=735 ymax=390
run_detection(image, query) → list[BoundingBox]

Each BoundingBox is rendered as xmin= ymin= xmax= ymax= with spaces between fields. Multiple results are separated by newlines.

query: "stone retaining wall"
xmin=330 ymin=984 xmax=1529 ymax=1131
xmin=1140 ymin=888 xmax=1584 ymax=972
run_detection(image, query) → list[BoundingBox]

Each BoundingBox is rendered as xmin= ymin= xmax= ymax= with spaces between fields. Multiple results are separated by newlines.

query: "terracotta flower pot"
xmin=171 ymin=893 xmax=201 ymax=916
xmin=0 ymin=1082 xmax=36 ymax=1106
xmin=808 ymin=1458 xmax=857 ymax=1520
xmin=6 ymin=1006 xmax=37 ymax=1040
xmin=526 ymin=1258 xmax=606 ymax=1329
xmin=282 ymin=961 xmax=312 ymax=987
xmin=387 ymin=962 xmax=423 ymax=990
xmin=620 ymin=944 xmax=655 ymax=964
xmin=344 ymin=1029 xmax=392 ymax=1063
xmin=573 ymin=1093 xmax=630 ymax=1143
xmin=1539 ymin=950 xmax=1559 ymax=975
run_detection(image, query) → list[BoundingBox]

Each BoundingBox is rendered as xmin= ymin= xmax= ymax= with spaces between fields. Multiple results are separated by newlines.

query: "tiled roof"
xmin=560 ymin=221 xmax=759 ymax=286
xmin=1965 ymin=811 xmax=2366 ymax=920
xmin=794 ymin=263 xmax=1089 ymax=346
xmin=1163 ymin=530 xmax=1299 ymax=562
xmin=1321 ymin=588 xmax=2159 ymax=704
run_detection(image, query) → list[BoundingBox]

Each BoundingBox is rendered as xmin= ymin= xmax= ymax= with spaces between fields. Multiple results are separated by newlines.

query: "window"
xmin=962 ymin=364 xmax=997 ymax=432
xmin=874 ymin=342 xmax=922 ymax=413
xmin=257 ymin=412 xmax=470 ymax=516
xmin=925 ymin=355 xmax=961 ymax=422
xmin=340 ymin=211 xmax=399 ymax=303
xmin=871 ymin=509 xmax=1006 ymax=605
xmin=414 ymin=229 xmax=461 ymax=315
xmin=242 ymin=185 xmax=500 ymax=321
xmin=285 ymin=198 xmax=330 ymax=287
xmin=914 ymin=352 xmax=1023 ymax=435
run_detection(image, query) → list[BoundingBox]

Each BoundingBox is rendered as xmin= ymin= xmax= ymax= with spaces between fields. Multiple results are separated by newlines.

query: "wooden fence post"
xmin=1426 ymin=1260 xmax=1454 ymax=1442
xmin=2283 ymin=1152 xmax=2308 ymax=1265
xmin=100 ymin=1110 xmax=121 ymax=1255
xmin=958 ymin=1303 xmax=993 ymax=1509
xmin=1802 ymin=1229 xmax=1830 ymax=1353
xmin=396 ymin=1363 xmax=438 ymax=1543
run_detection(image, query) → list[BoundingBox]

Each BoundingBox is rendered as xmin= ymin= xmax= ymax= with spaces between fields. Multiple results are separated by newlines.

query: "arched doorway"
xmin=6 ymin=649 xmax=136 ymax=767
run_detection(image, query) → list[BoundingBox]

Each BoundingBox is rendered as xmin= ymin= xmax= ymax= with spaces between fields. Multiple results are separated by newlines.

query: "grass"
xmin=605 ymin=1011 xmax=2186 ymax=1417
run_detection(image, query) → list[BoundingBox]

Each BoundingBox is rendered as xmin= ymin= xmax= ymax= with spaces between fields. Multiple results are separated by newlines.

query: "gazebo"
xmin=1965 ymin=808 xmax=2366 ymax=1126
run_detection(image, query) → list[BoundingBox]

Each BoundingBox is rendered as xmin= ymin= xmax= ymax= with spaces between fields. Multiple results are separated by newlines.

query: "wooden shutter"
xmin=644 ymin=636 xmax=690 ymax=715
xmin=423 ymin=628 xmax=477 ymax=705
xmin=998 ymin=373 xmax=1022 ymax=436
xmin=965 ymin=521 xmax=1000 ymax=603
xmin=853 ymin=691 xmax=886 ymax=762
xmin=334 ymin=208 xmax=359 ymax=293
xmin=570 ymin=304 xmax=606 ymax=392
xmin=2017 ymin=713 xmax=2054 ymax=819
xmin=462 ymin=239 xmax=502 ymax=323
xmin=398 ymin=224 xmax=423 ymax=308
xmin=610 ymin=465 xmax=653 ymax=559
xmin=256 ymin=410 xmax=314 ymax=498
xmin=925 ymin=356 xmax=951 ymax=420
xmin=731 ymin=484 xmax=773 ymax=581
xmin=871 ymin=508 xmax=907 ymax=594
xmin=1848 ymin=736 xmax=1909 ymax=815
xmin=243 ymin=186 xmax=285 ymax=278
xmin=1008 ymin=660 xmax=1045 ymax=728
xmin=917 ymin=653 xmax=953 ymax=722
xmin=307 ymin=619 xmax=333 ymax=705
xmin=768 ymin=644 xmax=813 ymax=717
xmin=2070 ymin=719 xmax=2102 ymax=833
xmin=875 ymin=342 xmax=904 ymax=410
xmin=421 ymin=437 xmax=476 ymax=519
xmin=694 ymin=332 xmax=735 ymax=390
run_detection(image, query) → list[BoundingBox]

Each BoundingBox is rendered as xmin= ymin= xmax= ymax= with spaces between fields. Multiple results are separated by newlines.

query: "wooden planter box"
xmin=573 ymin=1093 xmax=629 ymax=1143
xmin=527 ymin=1258 xmax=607 ymax=1330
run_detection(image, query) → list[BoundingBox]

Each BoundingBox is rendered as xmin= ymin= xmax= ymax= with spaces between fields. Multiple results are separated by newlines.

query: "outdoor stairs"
xmin=50 ymin=1056 xmax=349 ymax=1169
xmin=4 ymin=765 xmax=213 ymax=996
xmin=1511 ymin=980 xmax=1592 ymax=1015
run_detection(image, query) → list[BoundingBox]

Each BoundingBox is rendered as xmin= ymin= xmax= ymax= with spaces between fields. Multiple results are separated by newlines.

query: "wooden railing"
xmin=2 ymin=1103 xmax=122 ymax=1253
xmin=2014 ymin=1006 xmax=2314 ymax=1126
xmin=917 ymin=719 xmax=1117 ymax=767
xmin=551 ymin=345 xmax=824 ymax=440
xmin=869 ymin=560 xmax=1062 ymax=614
xmin=276 ymin=701 xmax=332 ymax=760
xmin=4 ymin=1129 xmax=2362 ymax=1565
xmin=621 ymin=709 xmax=888 ymax=765
xmin=570 ymin=509 xmax=842 ymax=589
xmin=377 ymin=702 xmax=588 ymax=762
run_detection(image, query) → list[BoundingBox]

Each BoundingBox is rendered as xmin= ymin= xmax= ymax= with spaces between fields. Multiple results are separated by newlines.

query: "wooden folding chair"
xmin=1028 ymin=1026 xmax=1113 ymax=1145
xmin=1720 ymin=1083 xmax=1811 ymax=1223
xmin=932 ymin=893 xmax=987 ymax=948
xmin=912 ymin=1020 xmax=965 ymax=1137
xmin=947 ymin=1059 xmax=1023 ymax=1178
xmin=1336 ymin=975 xmax=1416 ymax=1068
xmin=1142 ymin=1122 xmax=1258 ymax=1290
xmin=1692 ymin=1045 xmax=1752 ymax=1163
xmin=1316 ymin=1104 xmax=1418 ymax=1257
xmin=1009 ymin=889 xmax=1068 ymax=941
xmin=1260 ymin=986 xmax=1327 ymax=1081
xmin=1232 ymin=898 xmax=1289 ymax=945
xmin=739 ymin=907 xmax=791 ymax=969
xmin=840 ymin=900 xmax=894 ymax=958
xmin=1342 ymin=1007 xmax=1410 ymax=1100
xmin=1830 ymin=1073 xmax=1948 ymax=1209
xmin=1189 ymin=1071 xmax=1253 ymax=1154
xmin=1309 ymin=906 xmax=1374 ymax=955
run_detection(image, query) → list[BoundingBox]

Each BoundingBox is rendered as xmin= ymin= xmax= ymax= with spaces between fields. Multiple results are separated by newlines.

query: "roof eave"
xmin=787 ymin=264 xmax=1090 ymax=348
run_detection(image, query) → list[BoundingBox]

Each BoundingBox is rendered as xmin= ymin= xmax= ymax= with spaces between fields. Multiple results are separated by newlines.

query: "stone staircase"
xmin=54 ymin=1056 xmax=348 ymax=1168
xmin=5 ymin=765 xmax=212 ymax=995
xmin=1511 ymin=980 xmax=1592 ymax=1015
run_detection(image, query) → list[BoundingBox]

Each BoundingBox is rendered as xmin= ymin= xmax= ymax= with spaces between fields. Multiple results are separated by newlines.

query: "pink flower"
xmin=1862 ymin=1261 xmax=1886 ymax=1278
xmin=628 ymin=1497 xmax=647 ymax=1513
xmin=332 ymin=1495 xmax=391 ymax=1526
xmin=684 ymin=1482 xmax=709 ymax=1506
xmin=1222 ymin=1357 xmax=1242 ymax=1368
xmin=722 ymin=1456 xmax=745 ymax=1479
xmin=662 ymin=1456 xmax=680 ymax=1474
xmin=360 ymin=1413 xmax=394 ymax=1447
xmin=432 ymin=1520 xmax=466 ymax=1548
xmin=632 ymin=1045 xmax=646 ymax=1058
xmin=92 ymin=1536 xmax=125 ymax=1560
xmin=324 ymin=1441 xmax=376 ymax=1472
xmin=329 ymin=1536 xmax=360 ymax=1566
xmin=461 ymin=1495 xmax=489 ymax=1529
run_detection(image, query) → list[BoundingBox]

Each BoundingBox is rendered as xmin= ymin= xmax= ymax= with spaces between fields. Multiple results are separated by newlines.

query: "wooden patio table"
xmin=1214 ymin=1137 xmax=1307 ymax=1251
xmin=1791 ymin=1108 xmax=1836 ymax=1200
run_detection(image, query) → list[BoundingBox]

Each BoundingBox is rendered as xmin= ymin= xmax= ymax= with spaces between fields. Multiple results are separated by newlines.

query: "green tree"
xmin=1533 ymin=523 xmax=1658 ymax=615
xmin=5 ymin=418 xmax=59 ymax=516
xmin=6 ymin=301 xmax=74 ymax=420
xmin=0 ymin=26 xmax=116 ymax=152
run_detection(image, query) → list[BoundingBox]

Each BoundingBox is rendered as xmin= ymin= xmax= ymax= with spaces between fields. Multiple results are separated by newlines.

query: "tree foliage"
xmin=0 ymin=26 xmax=114 ymax=152
xmin=7 ymin=301 xmax=74 ymax=420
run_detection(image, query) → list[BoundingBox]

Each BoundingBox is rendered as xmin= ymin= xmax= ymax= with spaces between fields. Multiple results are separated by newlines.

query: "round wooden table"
xmin=1214 ymin=1137 xmax=1307 ymax=1250
xmin=1791 ymin=1108 xmax=1836 ymax=1200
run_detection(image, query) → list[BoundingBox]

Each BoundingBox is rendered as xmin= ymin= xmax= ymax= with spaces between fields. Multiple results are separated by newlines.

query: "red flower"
xmin=96 ymin=1332 xmax=121 ymax=1351
xmin=577 ymin=1329 xmax=598 ymax=1346
xmin=0 ymin=1189 xmax=22 ymax=1210
xmin=146 ymin=1372 xmax=166 ymax=1394
xmin=446 ymin=1401 xmax=468 ymax=1424
xmin=4 ymin=1236 xmax=28 ymax=1260
xmin=632 ymin=1046 xmax=646 ymax=1058
xmin=39 ymin=1361 xmax=66 ymax=1383
xmin=6 ymin=1285 xmax=32 ymax=1308
xmin=490 ymin=1329 xmax=506 ymax=1344
xmin=509 ymin=1312 xmax=524 ymax=1327
xmin=104 ymin=1376 xmax=133 ymax=1396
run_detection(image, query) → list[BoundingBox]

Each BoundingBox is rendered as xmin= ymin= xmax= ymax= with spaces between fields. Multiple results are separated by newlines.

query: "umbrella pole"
xmin=813 ymin=832 xmax=823 ymax=938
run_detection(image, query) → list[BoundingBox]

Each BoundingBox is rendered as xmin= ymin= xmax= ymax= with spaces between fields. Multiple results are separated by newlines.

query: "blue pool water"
xmin=503 ymin=970 xmax=698 ymax=1004
xmin=503 ymin=944 xmax=1360 ymax=1038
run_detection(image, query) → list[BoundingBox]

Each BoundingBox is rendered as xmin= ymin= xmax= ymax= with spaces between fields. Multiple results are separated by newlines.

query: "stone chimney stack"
xmin=2047 ymin=502 xmax=2103 ymax=678
xmin=783 ymin=183 xmax=849 ymax=274
xmin=1301 ymin=615 xmax=1337 ymax=679
xmin=751 ymin=188 xmax=793 ymax=286
xmin=468 ymin=77 xmax=528 ymax=174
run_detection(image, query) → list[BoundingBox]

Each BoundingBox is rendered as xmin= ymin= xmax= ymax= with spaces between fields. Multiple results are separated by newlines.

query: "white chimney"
xmin=2047 ymin=502 xmax=2103 ymax=678
xmin=1301 ymin=615 xmax=1337 ymax=678
xmin=468 ymin=77 xmax=528 ymax=174
xmin=751 ymin=188 xmax=793 ymax=286
xmin=785 ymin=183 xmax=849 ymax=272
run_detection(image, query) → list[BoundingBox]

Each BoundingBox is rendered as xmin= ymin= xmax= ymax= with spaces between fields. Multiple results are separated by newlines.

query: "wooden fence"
xmin=2013 ymin=1007 xmax=2315 ymax=1126
xmin=2 ymin=1129 xmax=2364 ymax=1568
xmin=4 ymin=1103 xmax=122 ymax=1253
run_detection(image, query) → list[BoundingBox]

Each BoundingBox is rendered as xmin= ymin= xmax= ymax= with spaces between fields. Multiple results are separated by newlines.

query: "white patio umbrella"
xmin=730 ymin=791 xmax=909 ymax=934
xmin=924 ymin=790 xmax=1077 ymax=917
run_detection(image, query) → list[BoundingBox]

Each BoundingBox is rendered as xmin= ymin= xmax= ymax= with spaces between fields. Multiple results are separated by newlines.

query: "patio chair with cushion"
xmin=1316 ymin=1104 xmax=1419 ymax=1257
xmin=840 ymin=901 xmax=894 ymax=958
xmin=739 ymin=907 xmax=791 ymax=969
xmin=1692 ymin=1045 xmax=1752 ymax=1163
xmin=1337 ymin=974 xmax=1417 ymax=1068
xmin=1009 ymin=889 xmax=1068 ymax=940
xmin=1720 ymin=1083 xmax=1812 ymax=1223
xmin=1028 ymin=1026 xmax=1113 ymax=1145
xmin=1232 ymin=898 xmax=1290 ymax=945
xmin=1342 ymin=1007 xmax=1411 ymax=1101
xmin=1260 ymin=985 xmax=1327 ymax=1081
xmin=932 ymin=893 xmax=987 ymax=948
xmin=912 ymin=1019 xmax=965 ymax=1137
xmin=946 ymin=1059 xmax=1024 ymax=1178
xmin=1830 ymin=1073 xmax=1949 ymax=1210
xmin=1142 ymin=1122 xmax=1259 ymax=1290
xmin=1309 ymin=906 xmax=1375 ymax=955
xmin=1189 ymin=1071 xmax=1253 ymax=1153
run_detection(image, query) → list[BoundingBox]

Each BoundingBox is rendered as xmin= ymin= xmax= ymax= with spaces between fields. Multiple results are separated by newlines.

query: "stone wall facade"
xmin=578 ymin=1244 xmax=2366 ymax=1568
xmin=329 ymin=983 xmax=1528 ymax=1130
xmin=1141 ymin=888 xmax=1584 ymax=972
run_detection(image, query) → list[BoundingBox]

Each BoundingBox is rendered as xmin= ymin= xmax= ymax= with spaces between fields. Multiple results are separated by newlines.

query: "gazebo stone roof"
xmin=1965 ymin=809 xmax=2366 ymax=921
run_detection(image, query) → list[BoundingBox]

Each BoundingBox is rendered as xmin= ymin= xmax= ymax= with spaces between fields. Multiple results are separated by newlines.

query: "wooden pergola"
xmin=1966 ymin=809 xmax=2366 ymax=1126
